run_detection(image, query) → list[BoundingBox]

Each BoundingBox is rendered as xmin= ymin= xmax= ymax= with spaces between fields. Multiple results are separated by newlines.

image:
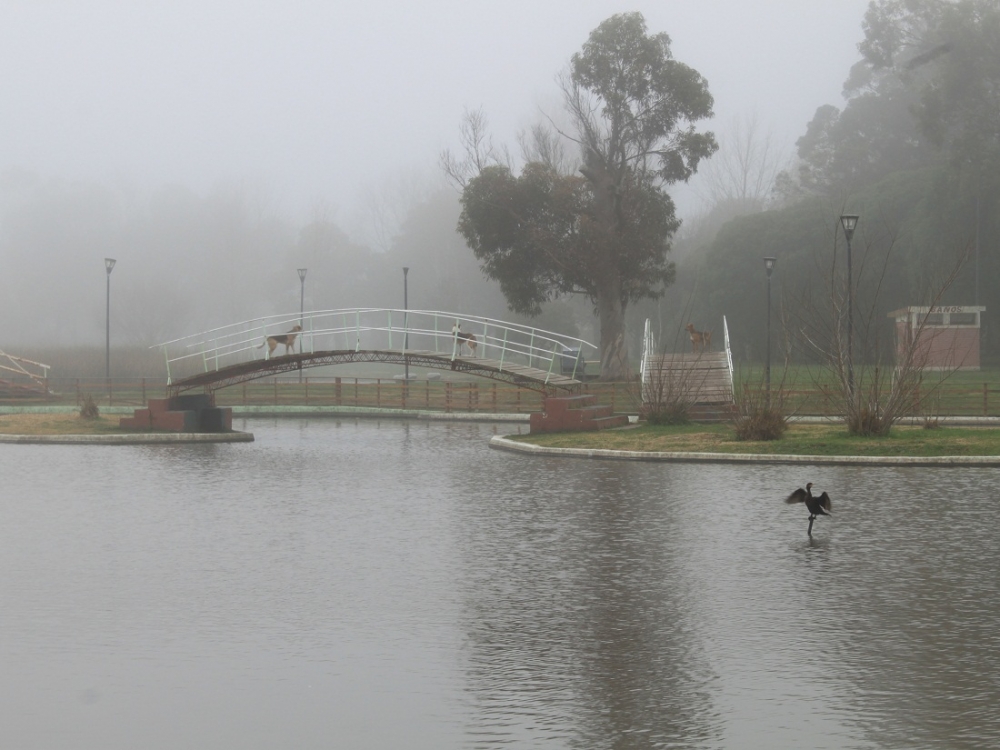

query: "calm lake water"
xmin=2 ymin=418 xmax=998 ymax=749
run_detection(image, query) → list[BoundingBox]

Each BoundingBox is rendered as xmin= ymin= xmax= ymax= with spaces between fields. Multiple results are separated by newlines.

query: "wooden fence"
xmin=5 ymin=375 xmax=1000 ymax=418
xmin=1 ymin=376 xmax=633 ymax=415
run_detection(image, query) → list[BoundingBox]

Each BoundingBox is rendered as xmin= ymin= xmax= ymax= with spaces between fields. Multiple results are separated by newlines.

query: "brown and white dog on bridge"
xmin=452 ymin=324 xmax=478 ymax=356
xmin=258 ymin=324 xmax=302 ymax=356
xmin=685 ymin=323 xmax=712 ymax=352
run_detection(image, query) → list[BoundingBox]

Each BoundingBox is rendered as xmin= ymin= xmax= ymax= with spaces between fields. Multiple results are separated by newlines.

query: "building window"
xmin=949 ymin=313 xmax=977 ymax=325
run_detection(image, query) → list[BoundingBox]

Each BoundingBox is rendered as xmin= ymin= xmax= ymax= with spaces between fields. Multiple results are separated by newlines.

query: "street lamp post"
xmin=297 ymin=268 xmax=307 ymax=383
xmin=403 ymin=267 xmax=409 ymax=382
xmin=104 ymin=258 xmax=116 ymax=383
xmin=297 ymin=268 xmax=308 ymax=324
xmin=840 ymin=214 xmax=859 ymax=394
xmin=764 ymin=257 xmax=776 ymax=408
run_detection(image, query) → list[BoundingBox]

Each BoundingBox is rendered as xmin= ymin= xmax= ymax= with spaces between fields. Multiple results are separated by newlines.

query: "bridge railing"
xmin=153 ymin=308 xmax=596 ymax=384
xmin=0 ymin=348 xmax=51 ymax=392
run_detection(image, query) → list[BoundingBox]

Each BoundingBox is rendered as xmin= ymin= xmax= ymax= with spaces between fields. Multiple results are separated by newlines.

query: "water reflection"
xmin=1 ymin=420 xmax=998 ymax=749
xmin=452 ymin=460 xmax=723 ymax=747
xmin=811 ymin=469 xmax=1000 ymax=750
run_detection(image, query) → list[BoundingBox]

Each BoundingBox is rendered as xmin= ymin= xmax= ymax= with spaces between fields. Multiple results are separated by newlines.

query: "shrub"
xmin=644 ymin=400 xmax=691 ymax=425
xmin=732 ymin=381 xmax=788 ymax=441
xmin=79 ymin=395 xmax=100 ymax=420
xmin=733 ymin=404 xmax=787 ymax=441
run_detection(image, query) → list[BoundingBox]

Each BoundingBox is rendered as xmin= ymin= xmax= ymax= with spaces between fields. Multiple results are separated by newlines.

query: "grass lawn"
xmin=5 ymin=411 xmax=1000 ymax=458
xmin=506 ymin=422 xmax=1000 ymax=457
xmin=0 ymin=413 xmax=128 ymax=436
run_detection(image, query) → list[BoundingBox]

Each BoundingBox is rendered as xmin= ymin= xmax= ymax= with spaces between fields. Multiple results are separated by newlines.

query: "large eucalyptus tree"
xmin=455 ymin=13 xmax=717 ymax=379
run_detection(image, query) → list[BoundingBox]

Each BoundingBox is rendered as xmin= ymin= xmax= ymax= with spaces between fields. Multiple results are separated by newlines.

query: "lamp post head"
xmin=105 ymin=257 xmax=116 ymax=275
xmin=297 ymin=268 xmax=308 ymax=282
xmin=840 ymin=214 xmax=859 ymax=241
xmin=403 ymin=266 xmax=409 ymax=278
xmin=764 ymin=256 xmax=776 ymax=277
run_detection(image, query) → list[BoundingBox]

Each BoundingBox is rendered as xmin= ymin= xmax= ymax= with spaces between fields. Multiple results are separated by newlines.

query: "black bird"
xmin=785 ymin=482 xmax=832 ymax=536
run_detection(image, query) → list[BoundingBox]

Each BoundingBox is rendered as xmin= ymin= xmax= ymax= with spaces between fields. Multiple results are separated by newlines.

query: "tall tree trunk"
xmin=597 ymin=272 xmax=629 ymax=380
xmin=583 ymin=154 xmax=631 ymax=380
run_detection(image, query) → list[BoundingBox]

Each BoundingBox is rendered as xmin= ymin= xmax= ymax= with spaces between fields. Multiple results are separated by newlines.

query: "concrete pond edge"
xmin=489 ymin=436 xmax=1000 ymax=467
xmin=0 ymin=432 xmax=255 ymax=445
xmin=1 ymin=404 xmax=531 ymax=422
xmin=0 ymin=404 xmax=531 ymax=445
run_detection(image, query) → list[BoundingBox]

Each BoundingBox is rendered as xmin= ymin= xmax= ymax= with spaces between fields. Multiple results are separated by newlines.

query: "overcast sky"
xmin=1 ymin=0 xmax=873 ymax=228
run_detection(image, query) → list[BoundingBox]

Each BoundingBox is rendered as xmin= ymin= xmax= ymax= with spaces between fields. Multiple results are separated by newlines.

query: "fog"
xmin=0 ymin=0 xmax=872 ymax=353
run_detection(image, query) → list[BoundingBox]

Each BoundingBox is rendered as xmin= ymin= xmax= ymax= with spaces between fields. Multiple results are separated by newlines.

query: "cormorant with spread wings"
xmin=786 ymin=482 xmax=832 ymax=536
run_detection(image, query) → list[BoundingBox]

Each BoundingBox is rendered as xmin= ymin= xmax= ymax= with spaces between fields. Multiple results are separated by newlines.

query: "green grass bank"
xmin=505 ymin=422 xmax=1000 ymax=458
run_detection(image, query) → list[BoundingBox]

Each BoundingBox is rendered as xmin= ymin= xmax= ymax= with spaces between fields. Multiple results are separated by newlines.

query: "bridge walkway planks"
xmin=440 ymin=351 xmax=582 ymax=389
xmin=169 ymin=348 xmax=583 ymax=394
xmin=645 ymin=351 xmax=733 ymax=403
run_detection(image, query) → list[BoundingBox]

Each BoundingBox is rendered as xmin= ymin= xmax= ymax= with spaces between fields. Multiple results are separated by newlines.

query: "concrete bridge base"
xmin=120 ymin=394 xmax=233 ymax=433
xmin=638 ymin=402 xmax=738 ymax=424
xmin=686 ymin=402 xmax=738 ymax=423
xmin=529 ymin=395 xmax=629 ymax=434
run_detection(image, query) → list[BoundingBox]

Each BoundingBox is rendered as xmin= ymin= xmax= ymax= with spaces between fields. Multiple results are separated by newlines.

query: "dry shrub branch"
xmin=79 ymin=394 xmax=100 ymax=420
xmin=731 ymin=314 xmax=793 ymax=441
xmin=791 ymin=214 xmax=970 ymax=437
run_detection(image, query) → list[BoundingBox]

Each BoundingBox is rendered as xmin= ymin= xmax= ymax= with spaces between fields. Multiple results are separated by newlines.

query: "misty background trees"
xmin=650 ymin=0 xmax=1000 ymax=365
xmin=2 ymin=1 xmax=998 ymax=377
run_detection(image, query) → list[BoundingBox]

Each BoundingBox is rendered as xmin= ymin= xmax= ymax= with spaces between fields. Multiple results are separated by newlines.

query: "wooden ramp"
xmin=643 ymin=351 xmax=734 ymax=404
xmin=0 ymin=378 xmax=51 ymax=399
xmin=0 ymin=350 xmax=52 ymax=399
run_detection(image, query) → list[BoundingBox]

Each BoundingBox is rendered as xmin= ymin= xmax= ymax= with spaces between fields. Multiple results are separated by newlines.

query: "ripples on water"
xmin=1 ymin=419 xmax=998 ymax=749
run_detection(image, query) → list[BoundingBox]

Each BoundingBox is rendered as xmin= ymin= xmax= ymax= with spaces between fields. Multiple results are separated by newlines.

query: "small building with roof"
xmin=888 ymin=306 xmax=985 ymax=371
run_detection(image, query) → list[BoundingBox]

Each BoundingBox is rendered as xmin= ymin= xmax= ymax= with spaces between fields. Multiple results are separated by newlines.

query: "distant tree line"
xmin=0 ymin=172 xmax=580 ymax=354
xmin=640 ymin=0 xmax=1000 ymax=365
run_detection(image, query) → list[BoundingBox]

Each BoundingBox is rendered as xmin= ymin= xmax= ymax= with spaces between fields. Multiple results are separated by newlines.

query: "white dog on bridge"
xmin=451 ymin=323 xmax=478 ymax=356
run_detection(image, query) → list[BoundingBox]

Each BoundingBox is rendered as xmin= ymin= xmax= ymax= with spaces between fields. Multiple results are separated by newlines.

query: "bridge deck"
xmin=169 ymin=349 xmax=582 ymax=394
xmin=442 ymin=352 xmax=582 ymax=388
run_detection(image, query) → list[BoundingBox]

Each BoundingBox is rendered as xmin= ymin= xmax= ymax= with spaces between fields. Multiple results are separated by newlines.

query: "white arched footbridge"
xmin=155 ymin=308 xmax=596 ymax=395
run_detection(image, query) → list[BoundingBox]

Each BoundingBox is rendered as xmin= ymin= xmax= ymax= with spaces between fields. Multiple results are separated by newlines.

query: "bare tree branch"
xmin=790 ymin=212 xmax=972 ymax=435
xmin=440 ymin=108 xmax=511 ymax=189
